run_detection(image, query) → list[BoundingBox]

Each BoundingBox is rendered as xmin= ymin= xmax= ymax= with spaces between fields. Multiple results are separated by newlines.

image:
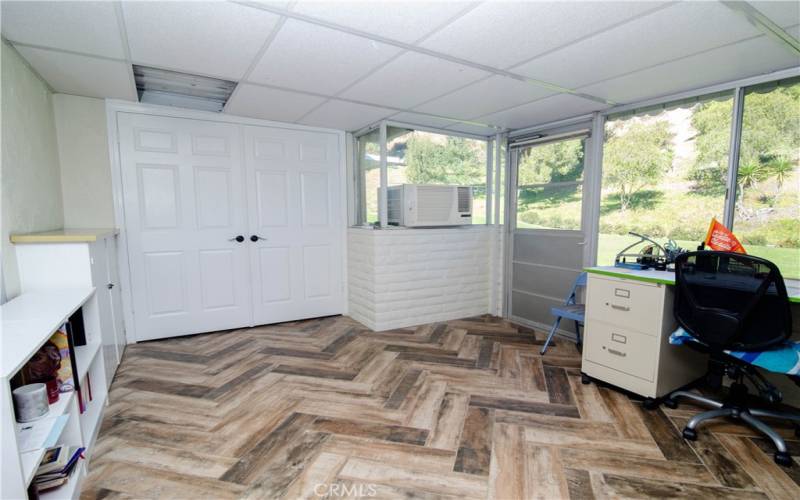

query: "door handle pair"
xmin=228 ymin=235 xmax=267 ymax=243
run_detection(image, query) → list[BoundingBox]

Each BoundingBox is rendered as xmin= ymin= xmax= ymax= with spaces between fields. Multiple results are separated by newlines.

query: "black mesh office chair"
xmin=665 ymin=251 xmax=800 ymax=466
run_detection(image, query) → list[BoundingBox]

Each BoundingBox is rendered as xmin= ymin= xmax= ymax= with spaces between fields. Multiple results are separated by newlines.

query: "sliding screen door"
xmin=508 ymin=126 xmax=591 ymax=333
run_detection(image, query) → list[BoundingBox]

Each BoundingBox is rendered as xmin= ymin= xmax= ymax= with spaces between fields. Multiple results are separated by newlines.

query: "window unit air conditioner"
xmin=382 ymin=184 xmax=473 ymax=227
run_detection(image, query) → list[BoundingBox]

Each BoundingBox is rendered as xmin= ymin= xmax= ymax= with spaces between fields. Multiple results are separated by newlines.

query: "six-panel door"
xmin=119 ymin=113 xmax=253 ymax=341
xmin=244 ymin=126 xmax=344 ymax=325
xmin=118 ymin=113 xmax=344 ymax=341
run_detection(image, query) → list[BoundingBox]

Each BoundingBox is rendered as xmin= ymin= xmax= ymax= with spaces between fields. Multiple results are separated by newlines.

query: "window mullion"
xmin=486 ymin=139 xmax=493 ymax=225
xmin=378 ymin=121 xmax=388 ymax=228
xmin=724 ymin=87 xmax=745 ymax=229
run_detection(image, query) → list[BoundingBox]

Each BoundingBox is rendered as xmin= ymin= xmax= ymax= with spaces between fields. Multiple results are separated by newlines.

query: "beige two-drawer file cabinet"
xmin=581 ymin=272 xmax=706 ymax=398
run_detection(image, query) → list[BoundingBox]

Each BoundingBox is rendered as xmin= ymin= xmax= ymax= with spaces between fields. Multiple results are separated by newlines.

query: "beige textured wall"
xmin=53 ymin=94 xmax=115 ymax=228
xmin=1 ymin=41 xmax=64 ymax=300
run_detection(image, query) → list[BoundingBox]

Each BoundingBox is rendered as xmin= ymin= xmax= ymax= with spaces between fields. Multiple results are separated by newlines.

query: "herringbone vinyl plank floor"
xmin=80 ymin=315 xmax=800 ymax=499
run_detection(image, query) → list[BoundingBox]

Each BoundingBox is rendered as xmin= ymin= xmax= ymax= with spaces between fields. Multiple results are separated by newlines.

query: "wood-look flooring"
xmin=80 ymin=315 xmax=800 ymax=499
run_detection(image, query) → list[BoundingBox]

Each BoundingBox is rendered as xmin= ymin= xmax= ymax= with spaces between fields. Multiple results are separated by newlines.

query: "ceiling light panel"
xmin=418 ymin=1 xmax=669 ymax=69
xmin=134 ymin=65 xmax=236 ymax=112
xmin=16 ymin=46 xmax=136 ymax=100
xmin=248 ymin=19 xmax=401 ymax=95
xmin=224 ymin=83 xmax=327 ymax=122
xmin=0 ymin=1 xmax=125 ymax=58
xmin=297 ymin=99 xmax=395 ymax=131
xmin=512 ymin=1 xmax=763 ymax=90
xmin=413 ymin=75 xmax=555 ymax=120
xmin=339 ymin=51 xmax=488 ymax=109
xmin=292 ymin=1 xmax=475 ymax=43
xmin=122 ymin=1 xmax=280 ymax=80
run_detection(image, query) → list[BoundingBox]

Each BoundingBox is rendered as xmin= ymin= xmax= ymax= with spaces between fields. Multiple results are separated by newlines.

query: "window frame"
xmin=352 ymin=120 xmax=498 ymax=228
xmin=592 ymin=70 xmax=800 ymax=267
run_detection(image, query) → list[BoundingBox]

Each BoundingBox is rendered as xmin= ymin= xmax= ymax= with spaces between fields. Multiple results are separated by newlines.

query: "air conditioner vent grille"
xmin=457 ymin=187 xmax=471 ymax=213
xmin=417 ymin=186 xmax=454 ymax=222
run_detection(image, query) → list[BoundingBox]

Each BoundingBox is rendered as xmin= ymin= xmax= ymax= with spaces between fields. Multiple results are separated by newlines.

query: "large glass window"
xmin=733 ymin=78 xmax=800 ymax=279
xmin=356 ymin=130 xmax=380 ymax=225
xmin=383 ymin=126 xmax=488 ymax=225
xmin=597 ymin=94 xmax=733 ymax=264
xmin=515 ymin=136 xmax=586 ymax=230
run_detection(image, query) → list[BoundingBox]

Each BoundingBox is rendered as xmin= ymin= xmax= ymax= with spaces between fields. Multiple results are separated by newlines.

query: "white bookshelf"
xmin=1 ymin=288 xmax=109 ymax=500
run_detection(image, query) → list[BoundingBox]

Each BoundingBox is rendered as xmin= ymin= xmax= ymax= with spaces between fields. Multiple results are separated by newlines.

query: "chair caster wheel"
xmin=682 ymin=428 xmax=698 ymax=441
xmin=643 ymin=398 xmax=659 ymax=410
xmin=774 ymin=452 xmax=792 ymax=467
xmin=581 ymin=373 xmax=591 ymax=385
xmin=663 ymin=398 xmax=678 ymax=409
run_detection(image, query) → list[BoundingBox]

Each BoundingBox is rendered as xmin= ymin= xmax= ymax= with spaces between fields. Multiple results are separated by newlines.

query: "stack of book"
xmin=33 ymin=445 xmax=84 ymax=491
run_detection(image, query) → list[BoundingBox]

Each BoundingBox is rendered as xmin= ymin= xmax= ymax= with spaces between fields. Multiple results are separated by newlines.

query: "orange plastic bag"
xmin=704 ymin=218 xmax=746 ymax=254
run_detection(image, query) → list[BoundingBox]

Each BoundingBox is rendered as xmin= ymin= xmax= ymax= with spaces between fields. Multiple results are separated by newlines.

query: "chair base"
xmin=668 ymin=388 xmax=800 ymax=467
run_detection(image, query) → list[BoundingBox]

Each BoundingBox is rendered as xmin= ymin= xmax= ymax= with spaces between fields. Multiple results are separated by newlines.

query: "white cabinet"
xmin=12 ymin=229 xmax=125 ymax=386
xmin=582 ymin=273 xmax=706 ymax=398
xmin=1 ymin=289 xmax=110 ymax=500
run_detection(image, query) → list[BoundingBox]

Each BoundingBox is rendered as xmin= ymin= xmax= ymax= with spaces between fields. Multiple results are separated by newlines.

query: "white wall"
xmin=1 ymin=41 xmax=64 ymax=300
xmin=52 ymin=94 xmax=115 ymax=228
xmin=348 ymin=226 xmax=503 ymax=331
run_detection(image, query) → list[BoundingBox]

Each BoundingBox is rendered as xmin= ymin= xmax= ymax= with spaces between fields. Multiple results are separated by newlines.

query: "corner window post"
xmin=486 ymin=139 xmax=494 ymax=225
xmin=494 ymin=132 xmax=503 ymax=225
xmin=724 ymin=87 xmax=745 ymax=229
xmin=378 ymin=120 xmax=388 ymax=228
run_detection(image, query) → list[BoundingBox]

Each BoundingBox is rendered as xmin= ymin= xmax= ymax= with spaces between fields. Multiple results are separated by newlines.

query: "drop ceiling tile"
xmin=512 ymin=2 xmax=763 ymax=91
xmin=0 ymin=1 xmax=125 ymax=58
xmin=224 ymin=84 xmax=326 ymax=123
xmin=248 ymin=19 xmax=401 ymax=95
xmin=413 ymin=75 xmax=556 ymax=120
xmin=389 ymin=112 xmax=462 ymax=129
xmin=122 ymin=1 xmax=280 ymax=80
xmin=15 ymin=45 xmax=135 ymax=100
xmin=292 ymin=1 xmax=473 ymax=43
xmin=339 ymin=52 xmax=488 ymax=109
xmin=444 ymin=122 xmax=500 ymax=137
xmin=578 ymin=31 xmax=800 ymax=104
xmin=297 ymin=99 xmax=394 ymax=131
xmin=419 ymin=1 xmax=668 ymax=69
xmin=748 ymin=1 xmax=800 ymax=28
xmin=479 ymin=93 xmax=608 ymax=130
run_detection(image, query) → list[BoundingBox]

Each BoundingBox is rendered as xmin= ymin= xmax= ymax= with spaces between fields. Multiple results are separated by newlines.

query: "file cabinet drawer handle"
xmin=610 ymin=304 xmax=630 ymax=311
xmin=608 ymin=348 xmax=627 ymax=358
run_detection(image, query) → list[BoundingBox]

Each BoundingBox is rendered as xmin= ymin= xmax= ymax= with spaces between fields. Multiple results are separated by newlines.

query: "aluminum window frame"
xmin=352 ymin=120 xmax=495 ymax=228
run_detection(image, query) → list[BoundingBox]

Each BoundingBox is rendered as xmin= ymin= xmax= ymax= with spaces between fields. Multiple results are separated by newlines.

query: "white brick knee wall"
xmin=347 ymin=226 xmax=503 ymax=331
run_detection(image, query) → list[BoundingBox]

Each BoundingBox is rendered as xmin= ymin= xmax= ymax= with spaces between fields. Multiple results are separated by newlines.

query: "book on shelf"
xmin=63 ymin=322 xmax=85 ymax=413
xmin=16 ymin=414 xmax=69 ymax=453
xmin=33 ymin=446 xmax=84 ymax=492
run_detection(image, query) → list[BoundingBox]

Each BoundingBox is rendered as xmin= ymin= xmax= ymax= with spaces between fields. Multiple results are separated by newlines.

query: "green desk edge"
xmin=584 ymin=267 xmax=800 ymax=304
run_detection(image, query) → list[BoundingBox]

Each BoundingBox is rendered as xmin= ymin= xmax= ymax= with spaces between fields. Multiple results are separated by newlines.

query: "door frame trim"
xmin=503 ymin=118 xmax=600 ymax=322
xmin=105 ymin=99 xmax=348 ymax=343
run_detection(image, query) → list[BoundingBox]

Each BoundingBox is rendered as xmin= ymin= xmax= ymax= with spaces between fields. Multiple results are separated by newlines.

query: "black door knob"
xmin=229 ymin=235 xmax=244 ymax=242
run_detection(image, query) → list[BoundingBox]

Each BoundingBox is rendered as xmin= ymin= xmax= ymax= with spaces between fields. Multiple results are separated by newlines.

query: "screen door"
xmin=506 ymin=124 xmax=593 ymax=335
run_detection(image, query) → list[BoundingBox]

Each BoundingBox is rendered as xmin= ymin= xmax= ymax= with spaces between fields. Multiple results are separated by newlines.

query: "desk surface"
xmin=586 ymin=266 xmax=800 ymax=304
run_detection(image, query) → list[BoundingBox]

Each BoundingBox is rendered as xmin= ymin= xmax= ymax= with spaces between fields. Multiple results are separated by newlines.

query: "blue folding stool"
xmin=540 ymin=272 xmax=587 ymax=355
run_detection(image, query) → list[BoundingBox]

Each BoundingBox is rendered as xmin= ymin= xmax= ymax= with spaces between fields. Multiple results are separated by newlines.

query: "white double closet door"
xmin=118 ymin=113 xmax=343 ymax=342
